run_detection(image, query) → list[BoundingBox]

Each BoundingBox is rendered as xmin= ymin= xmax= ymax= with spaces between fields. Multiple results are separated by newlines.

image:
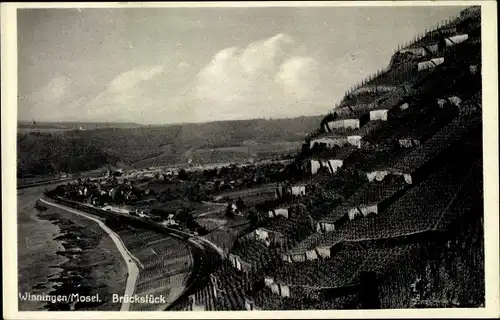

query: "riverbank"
xmin=18 ymin=188 xmax=67 ymax=311
xmin=36 ymin=208 xmax=128 ymax=311
xmin=18 ymin=186 xmax=128 ymax=311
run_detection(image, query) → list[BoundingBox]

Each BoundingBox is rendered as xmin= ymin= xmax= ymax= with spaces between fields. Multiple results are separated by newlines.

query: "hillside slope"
xmin=204 ymin=5 xmax=484 ymax=311
xmin=17 ymin=116 xmax=322 ymax=178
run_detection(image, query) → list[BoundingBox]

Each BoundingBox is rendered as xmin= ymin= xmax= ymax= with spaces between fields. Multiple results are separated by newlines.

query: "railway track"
xmin=40 ymin=194 xmax=225 ymax=311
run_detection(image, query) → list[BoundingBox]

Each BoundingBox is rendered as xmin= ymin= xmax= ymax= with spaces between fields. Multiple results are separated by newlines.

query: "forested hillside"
xmin=17 ymin=116 xmax=322 ymax=178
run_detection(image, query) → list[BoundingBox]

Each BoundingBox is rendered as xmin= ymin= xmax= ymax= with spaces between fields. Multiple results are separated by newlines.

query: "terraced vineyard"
xmin=169 ymin=5 xmax=483 ymax=310
xmin=111 ymin=226 xmax=192 ymax=311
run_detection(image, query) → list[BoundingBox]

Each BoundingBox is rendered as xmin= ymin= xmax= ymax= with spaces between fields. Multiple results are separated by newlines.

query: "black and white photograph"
xmin=2 ymin=1 xmax=499 ymax=318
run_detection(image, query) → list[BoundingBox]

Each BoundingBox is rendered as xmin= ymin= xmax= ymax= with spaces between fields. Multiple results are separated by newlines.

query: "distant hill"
xmin=17 ymin=132 xmax=118 ymax=177
xmin=17 ymin=115 xmax=322 ymax=177
xmin=18 ymin=121 xmax=143 ymax=131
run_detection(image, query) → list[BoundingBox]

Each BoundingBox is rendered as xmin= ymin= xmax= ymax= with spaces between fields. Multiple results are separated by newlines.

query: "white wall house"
xmin=291 ymin=185 xmax=306 ymax=196
xmin=448 ymin=96 xmax=462 ymax=107
xmin=264 ymin=276 xmax=275 ymax=287
xmin=469 ymin=64 xmax=478 ymax=75
xmin=350 ymin=85 xmax=397 ymax=96
xmin=360 ymin=204 xmax=379 ymax=216
xmin=398 ymin=43 xmax=439 ymax=59
xmin=228 ymin=253 xmax=247 ymax=271
xmin=316 ymin=246 xmax=331 ymax=258
xmin=398 ymin=139 xmax=422 ymax=148
xmin=310 ymin=136 xmax=347 ymax=149
xmin=255 ymin=228 xmax=269 ymax=242
xmin=102 ymin=205 xmax=130 ymax=215
xmin=316 ymin=221 xmax=336 ymax=233
xmin=369 ymin=109 xmax=389 ymax=121
xmin=290 ymin=252 xmax=306 ymax=263
xmin=310 ymin=136 xmax=362 ymax=149
xmin=325 ymin=119 xmax=360 ymax=131
xmin=253 ymin=228 xmax=284 ymax=247
xmin=445 ymin=34 xmax=468 ymax=46
xmin=348 ymin=208 xmax=362 ymax=220
xmin=275 ymin=208 xmax=289 ymax=219
xmin=311 ymin=159 xmax=344 ymax=175
xmin=268 ymin=208 xmax=289 ymax=219
xmin=418 ymin=57 xmax=445 ymax=71
xmin=280 ymin=285 xmax=291 ymax=298
xmin=366 ymin=170 xmax=389 ymax=182
xmin=306 ymin=249 xmax=318 ymax=261
xmin=404 ymin=173 xmax=413 ymax=184
xmin=347 ymin=135 xmax=362 ymax=148
xmin=347 ymin=205 xmax=378 ymax=220
xmin=271 ymin=283 xmax=280 ymax=295
xmin=400 ymin=102 xmax=410 ymax=111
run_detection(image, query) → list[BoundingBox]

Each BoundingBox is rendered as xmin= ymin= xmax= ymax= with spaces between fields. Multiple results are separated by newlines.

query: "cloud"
xmin=275 ymin=56 xmax=320 ymax=100
xmin=108 ymin=65 xmax=164 ymax=92
xmin=21 ymin=34 xmax=337 ymax=124
xmin=18 ymin=74 xmax=75 ymax=120
xmin=82 ymin=64 xmax=165 ymax=120
xmin=178 ymin=61 xmax=191 ymax=69
xmin=190 ymin=33 xmax=333 ymax=122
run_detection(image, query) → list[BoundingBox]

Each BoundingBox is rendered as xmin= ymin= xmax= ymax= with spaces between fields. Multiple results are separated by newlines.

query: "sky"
xmin=17 ymin=5 xmax=467 ymax=124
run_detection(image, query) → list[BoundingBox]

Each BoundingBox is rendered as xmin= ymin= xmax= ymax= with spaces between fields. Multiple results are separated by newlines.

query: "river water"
xmin=17 ymin=184 xmax=68 ymax=311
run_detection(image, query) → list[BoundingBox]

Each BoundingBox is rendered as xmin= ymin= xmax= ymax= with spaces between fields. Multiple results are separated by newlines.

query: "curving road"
xmin=39 ymin=198 xmax=141 ymax=311
xmin=40 ymin=194 xmax=226 ymax=311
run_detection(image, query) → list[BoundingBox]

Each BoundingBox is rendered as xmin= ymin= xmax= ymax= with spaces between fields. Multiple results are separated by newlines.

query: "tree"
xmin=236 ymin=197 xmax=246 ymax=211
xmin=226 ymin=202 xmax=235 ymax=217
xmin=178 ymin=169 xmax=188 ymax=181
xmin=248 ymin=210 xmax=259 ymax=228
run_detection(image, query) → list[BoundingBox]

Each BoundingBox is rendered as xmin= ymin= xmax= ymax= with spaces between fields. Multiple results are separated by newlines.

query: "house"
xmin=398 ymin=139 xmax=422 ymax=149
xmin=101 ymin=205 xmax=131 ymax=215
xmin=270 ymin=283 xmax=280 ymax=295
xmin=310 ymin=159 xmax=344 ymax=175
xmin=444 ymin=34 xmax=469 ymax=47
xmin=366 ymin=170 xmax=390 ymax=182
xmin=325 ymin=118 xmax=361 ymax=131
xmin=369 ymin=109 xmax=389 ymax=121
xmin=310 ymin=136 xmax=347 ymax=149
xmin=310 ymin=135 xmax=362 ymax=149
xmin=228 ymin=253 xmax=250 ymax=272
xmin=400 ymin=102 xmax=410 ymax=111
xmin=268 ymin=208 xmax=289 ymax=219
xmin=305 ymin=249 xmax=318 ymax=261
xmin=274 ymin=183 xmax=289 ymax=199
xmin=279 ymin=284 xmax=291 ymax=298
xmin=316 ymin=221 xmax=336 ymax=233
xmin=417 ymin=57 xmax=445 ymax=71
xmin=245 ymin=298 xmax=259 ymax=311
xmin=290 ymin=252 xmax=306 ymax=263
xmin=469 ymin=64 xmax=479 ymax=75
xmin=161 ymin=214 xmax=178 ymax=226
xmin=448 ymin=96 xmax=462 ymax=107
xmin=350 ymin=85 xmax=398 ymax=96
xmin=264 ymin=276 xmax=275 ymax=287
xmin=316 ymin=246 xmax=331 ymax=258
xmin=347 ymin=205 xmax=378 ymax=220
xmin=291 ymin=185 xmax=306 ymax=196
